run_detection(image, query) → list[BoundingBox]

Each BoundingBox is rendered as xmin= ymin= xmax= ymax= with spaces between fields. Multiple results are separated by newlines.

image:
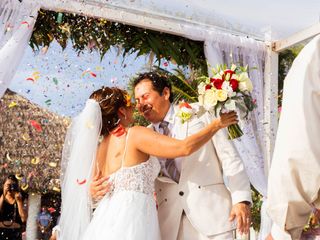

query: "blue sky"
xmin=9 ymin=41 xmax=166 ymax=117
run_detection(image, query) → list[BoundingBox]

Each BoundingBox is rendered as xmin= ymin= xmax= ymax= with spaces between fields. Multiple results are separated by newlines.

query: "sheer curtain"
xmin=205 ymin=35 xmax=272 ymax=240
xmin=183 ymin=26 xmax=271 ymax=239
xmin=0 ymin=0 xmax=39 ymax=98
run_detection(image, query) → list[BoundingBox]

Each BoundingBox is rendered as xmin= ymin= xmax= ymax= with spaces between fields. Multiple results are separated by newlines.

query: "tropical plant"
xmin=30 ymin=9 xmax=207 ymax=74
xmin=278 ymin=44 xmax=304 ymax=107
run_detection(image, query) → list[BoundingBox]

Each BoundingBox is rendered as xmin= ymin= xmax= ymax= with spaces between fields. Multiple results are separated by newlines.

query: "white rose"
xmin=216 ymin=89 xmax=228 ymax=102
xmin=198 ymin=94 xmax=204 ymax=105
xmin=239 ymin=78 xmax=253 ymax=92
xmin=203 ymin=89 xmax=217 ymax=107
xmin=238 ymin=72 xmax=250 ymax=82
xmin=197 ymin=82 xmax=207 ymax=95
xmin=221 ymin=81 xmax=235 ymax=97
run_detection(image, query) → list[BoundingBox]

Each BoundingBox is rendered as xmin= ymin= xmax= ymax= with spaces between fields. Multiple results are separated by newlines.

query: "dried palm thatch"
xmin=0 ymin=89 xmax=70 ymax=194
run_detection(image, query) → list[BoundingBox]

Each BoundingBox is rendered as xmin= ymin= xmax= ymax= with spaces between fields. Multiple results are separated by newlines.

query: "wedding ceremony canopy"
xmin=0 ymin=0 xmax=320 ymax=239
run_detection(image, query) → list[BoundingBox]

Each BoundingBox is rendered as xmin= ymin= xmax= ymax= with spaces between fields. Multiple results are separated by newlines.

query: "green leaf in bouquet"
xmin=235 ymin=100 xmax=249 ymax=119
xmin=213 ymin=102 xmax=224 ymax=117
xmin=243 ymin=94 xmax=256 ymax=111
xmin=195 ymin=76 xmax=210 ymax=84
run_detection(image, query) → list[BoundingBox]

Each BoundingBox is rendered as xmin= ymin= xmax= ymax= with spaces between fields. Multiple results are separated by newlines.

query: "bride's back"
xmin=95 ymin=131 xmax=149 ymax=177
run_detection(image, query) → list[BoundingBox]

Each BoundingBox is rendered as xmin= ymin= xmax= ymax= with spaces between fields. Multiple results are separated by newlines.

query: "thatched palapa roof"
xmin=0 ymin=89 xmax=70 ymax=193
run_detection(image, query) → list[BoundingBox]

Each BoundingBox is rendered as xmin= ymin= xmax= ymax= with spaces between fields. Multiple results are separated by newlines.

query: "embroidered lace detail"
xmin=109 ymin=157 xmax=160 ymax=195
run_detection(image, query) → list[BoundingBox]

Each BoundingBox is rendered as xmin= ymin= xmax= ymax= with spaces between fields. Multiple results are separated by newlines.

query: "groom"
xmin=132 ymin=72 xmax=252 ymax=240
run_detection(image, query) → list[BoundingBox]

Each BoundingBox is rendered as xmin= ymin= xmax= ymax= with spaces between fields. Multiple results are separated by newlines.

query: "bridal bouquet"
xmin=197 ymin=64 xmax=256 ymax=139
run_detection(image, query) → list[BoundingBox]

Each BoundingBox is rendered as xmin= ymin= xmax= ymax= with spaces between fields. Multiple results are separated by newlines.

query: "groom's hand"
xmin=229 ymin=202 xmax=251 ymax=235
xmin=90 ymin=171 xmax=111 ymax=200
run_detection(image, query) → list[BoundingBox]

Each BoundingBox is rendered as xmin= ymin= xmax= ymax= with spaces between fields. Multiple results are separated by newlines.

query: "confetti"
xmin=53 ymin=186 xmax=61 ymax=192
xmin=31 ymin=157 xmax=40 ymax=165
xmin=15 ymin=174 xmax=23 ymax=180
xmin=56 ymin=12 xmax=63 ymax=24
xmin=41 ymin=119 xmax=49 ymax=125
xmin=26 ymin=71 xmax=40 ymax=82
xmin=22 ymin=133 xmax=31 ymax=141
xmin=21 ymin=184 xmax=29 ymax=191
xmin=6 ymin=152 xmax=13 ymax=161
xmin=77 ymin=179 xmax=87 ymax=185
xmin=8 ymin=101 xmax=18 ymax=108
xmin=163 ymin=62 xmax=169 ymax=67
xmin=21 ymin=21 xmax=30 ymax=28
xmin=26 ymin=77 xmax=35 ymax=82
xmin=45 ymin=99 xmax=52 ymax=106
xmin=95 ymin=66 xmax=102 ymax=71
xmin=48 ymin=162 xmax=57 ymax=167
xmin=48 ymin=207 xmax=56 ymax=213
xmin=28 ymin=120 xmax=42 ymax=132
xmin=82 ymin=69 xmax=97 ymax=78
xmin=53 ymin=77 xmax=58 ymax=85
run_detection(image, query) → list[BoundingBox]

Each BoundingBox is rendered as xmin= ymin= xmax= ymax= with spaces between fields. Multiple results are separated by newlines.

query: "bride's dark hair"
xmin=90 ymin=86 xmax=129 ymax=136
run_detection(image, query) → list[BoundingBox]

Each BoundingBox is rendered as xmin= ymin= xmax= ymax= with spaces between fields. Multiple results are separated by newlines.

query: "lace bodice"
xmin=110 ymin=157 xmax=160 ymax=195
xmin=107 ymin=129 xmax=160 ymax=195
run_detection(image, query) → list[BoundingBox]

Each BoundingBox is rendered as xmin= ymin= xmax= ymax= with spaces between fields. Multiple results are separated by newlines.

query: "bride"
xmin=57 ymin=86 xmax=238 ymax=240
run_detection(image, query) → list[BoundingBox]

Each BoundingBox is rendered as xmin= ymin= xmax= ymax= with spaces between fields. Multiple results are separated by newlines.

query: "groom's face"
xmin=134 ymin=79 xmax=170 ymax=124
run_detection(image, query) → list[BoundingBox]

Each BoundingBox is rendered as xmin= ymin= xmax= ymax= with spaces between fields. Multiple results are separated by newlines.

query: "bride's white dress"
xmin=82 ymin=131 xmax=161 ymax=240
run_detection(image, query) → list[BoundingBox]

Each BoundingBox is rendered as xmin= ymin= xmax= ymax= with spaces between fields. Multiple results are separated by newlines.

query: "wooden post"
xmin=273 ymin=23 xmax=320 ymax=52
xmin=263 ymin=42 xmax=279 ymax=174
xmin=26 ymin=193 xmax=41 ymax=240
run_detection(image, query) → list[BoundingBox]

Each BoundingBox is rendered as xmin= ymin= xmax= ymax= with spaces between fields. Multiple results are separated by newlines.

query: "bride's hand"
xmin=218 ymin=111 xmax=238 ymax=128
xmin=90 ymin=171 xmax=111 ymax=200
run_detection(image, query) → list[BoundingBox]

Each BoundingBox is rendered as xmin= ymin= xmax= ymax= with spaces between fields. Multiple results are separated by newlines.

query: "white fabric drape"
xmin=183 ymin=26 xmax=271 ymax=239
xmin=0 ymin=0 xmax=39 ymax=98
xmin=205 ymin=36 xmax=272 ymax=240
xmin=203 ymin=34 xmax=267 ymax=197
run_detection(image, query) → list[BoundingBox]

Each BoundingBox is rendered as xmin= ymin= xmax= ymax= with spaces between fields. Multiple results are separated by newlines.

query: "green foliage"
xmin=154 ymin=67 xmax=199 ymax=103
xmin=30 ymin=9 xmax=207 ymax=73
xmin=251 ymin=187 xmax=263 ymax=231
xmin=278 ymin=45 xmax=304 ymax=107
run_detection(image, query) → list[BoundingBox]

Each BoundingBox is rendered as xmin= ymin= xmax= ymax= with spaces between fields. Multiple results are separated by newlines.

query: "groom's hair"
xmin=133 ymin=71 xmax=173 ymax=103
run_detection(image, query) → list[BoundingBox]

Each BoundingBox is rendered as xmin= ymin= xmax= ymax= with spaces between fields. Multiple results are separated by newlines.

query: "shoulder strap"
xmin=120 ymin=128 xmax=130 ymax=168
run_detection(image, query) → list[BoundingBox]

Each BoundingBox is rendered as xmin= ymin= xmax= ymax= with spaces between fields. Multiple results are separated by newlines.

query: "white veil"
xmin=58 ymin=99 xmax=102 ymax=240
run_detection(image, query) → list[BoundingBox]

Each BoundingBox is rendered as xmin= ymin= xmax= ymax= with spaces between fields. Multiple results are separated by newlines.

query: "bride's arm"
xmin=131 ymin=112 xmax=238 ymax=159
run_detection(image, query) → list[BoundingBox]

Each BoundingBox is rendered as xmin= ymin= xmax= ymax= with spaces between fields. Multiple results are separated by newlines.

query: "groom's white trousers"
xmin=177 ymin=214 xmax=233 ymax=240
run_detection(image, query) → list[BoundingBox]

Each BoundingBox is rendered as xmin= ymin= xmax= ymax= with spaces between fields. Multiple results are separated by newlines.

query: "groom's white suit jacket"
xmin=154 ymin=104 xmax=251 ymax=240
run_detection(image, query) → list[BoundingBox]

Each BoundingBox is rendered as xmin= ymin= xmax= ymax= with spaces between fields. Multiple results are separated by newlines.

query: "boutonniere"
xmin=176 ymin=101 xmax=195 ymax=124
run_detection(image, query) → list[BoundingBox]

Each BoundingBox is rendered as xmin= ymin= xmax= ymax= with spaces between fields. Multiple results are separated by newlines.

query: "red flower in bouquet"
xmin=212 ymin=78 xmax=224 ymax=89
xmin=229 ymin=79 xmax=239 ymax=91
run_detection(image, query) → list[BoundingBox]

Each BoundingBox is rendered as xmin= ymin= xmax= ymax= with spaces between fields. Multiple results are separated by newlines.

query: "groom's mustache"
xmin=139 ymin=104 xmax=152 ymax=114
